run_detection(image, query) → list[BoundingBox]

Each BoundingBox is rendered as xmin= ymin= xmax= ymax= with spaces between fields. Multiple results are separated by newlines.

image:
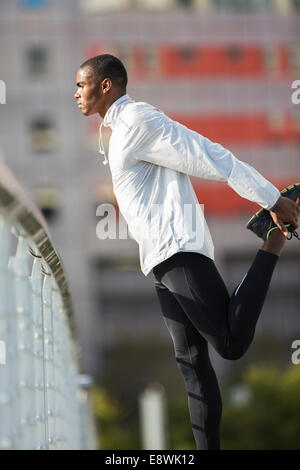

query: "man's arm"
xmin=133 ymin=108 xmax=280 ymax=210
xmin=130 ymin=107 xmax=300 ymax=235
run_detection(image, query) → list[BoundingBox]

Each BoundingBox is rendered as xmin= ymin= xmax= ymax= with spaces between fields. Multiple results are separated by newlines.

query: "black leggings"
xmin=152 ymin=249 xmax=278 ymax=450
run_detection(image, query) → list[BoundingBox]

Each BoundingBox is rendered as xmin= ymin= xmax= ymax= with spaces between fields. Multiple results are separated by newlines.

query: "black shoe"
xmin=246 ymin=183 xmax=300 ymax=241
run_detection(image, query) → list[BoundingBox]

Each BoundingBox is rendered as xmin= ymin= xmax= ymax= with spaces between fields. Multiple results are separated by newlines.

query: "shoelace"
xmin=287 ymin=230 xmax=300 ymax=240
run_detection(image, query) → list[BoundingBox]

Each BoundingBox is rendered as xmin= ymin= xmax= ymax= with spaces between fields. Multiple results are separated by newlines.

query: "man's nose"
xmin=74 ymin=90 xmax=80 ymax=99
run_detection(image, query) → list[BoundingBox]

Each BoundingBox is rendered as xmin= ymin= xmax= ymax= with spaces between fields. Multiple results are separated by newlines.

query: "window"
xmin=19 ymin=0 xmax=47 ymax=8
xmin=227 ymin=45 xmax=243 ymax=62
xmin=79 ymin=0 xmax=132 ymax=13
xmin=272 ymin=0 xmax=293 ymax=14
xmin=213 ymin=0 xmax=270 ymax=12
xmin=263 ymin=45 xmax=280 ymax=75
xmin=176 ymin=0 xmax=194 ymax=7
xmin=292 ymin=0 xmax=300 ymax=12
xmin=292 ymin=109 xmax=300 ymax=129
xmin=29 ymin=117 xmax=56 ymax=153
xmin=33 ymin=186 xmax=60 ymax=222
xmin=118 ymin=45 xmax=132 ymax=73
xmin=289 ymin=44 xmax=300 ymax=73
xmin=135 ymin=0 xmax=174 ymax=10
xmin=144 ymin=45 xmax=159 ymax=73
xmin=179 ymin=46 xmax=197 ymax=62
xmin=27 ymin=46 xmax=49 ymax=78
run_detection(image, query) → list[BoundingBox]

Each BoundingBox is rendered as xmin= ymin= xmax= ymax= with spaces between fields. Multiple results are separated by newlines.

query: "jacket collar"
xmin=102 ymin=94 xmax=134 ymax=130
xmin=98 ymin=94 xmax=134 ymax=165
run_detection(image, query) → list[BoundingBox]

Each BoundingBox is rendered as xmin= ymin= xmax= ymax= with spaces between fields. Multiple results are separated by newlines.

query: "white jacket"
xmin=99 ymin=94 xmax=281 ymax=277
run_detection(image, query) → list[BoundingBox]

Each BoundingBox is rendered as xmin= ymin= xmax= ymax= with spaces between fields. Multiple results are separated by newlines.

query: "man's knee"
xmin=217 ymin=343 xmax=247 ymax=361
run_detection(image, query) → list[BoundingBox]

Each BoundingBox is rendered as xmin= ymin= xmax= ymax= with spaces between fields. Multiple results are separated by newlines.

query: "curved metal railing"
xmin=0 ymin=155 xmax=97 ymax=449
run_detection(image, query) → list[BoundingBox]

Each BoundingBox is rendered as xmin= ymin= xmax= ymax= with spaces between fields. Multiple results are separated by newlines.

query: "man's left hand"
xmin=270 ymin=196 xmax=300 ymax=237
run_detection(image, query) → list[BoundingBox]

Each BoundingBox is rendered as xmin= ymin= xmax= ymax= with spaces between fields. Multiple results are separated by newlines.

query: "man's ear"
xmin=102 ymin=78 xmax=112 ymax=94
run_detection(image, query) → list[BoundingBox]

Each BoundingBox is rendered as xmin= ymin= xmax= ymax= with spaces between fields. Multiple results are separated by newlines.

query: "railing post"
xmin=51 ymin=281 xmax=63 ymax=449
xmin=29 ymin=249 xmax=47 ymax=449
xmin=8 ymin=231 xmax=35 ymax=450
xmin=42 ymin=267 xmax=55 ymax=449
xmin=139 ymin=383 xmax=168 ymax=450
xmin=0 ymin=217 xmax=14 ymax=449
xmin=77 ymin=374 xmax=97 ymax=450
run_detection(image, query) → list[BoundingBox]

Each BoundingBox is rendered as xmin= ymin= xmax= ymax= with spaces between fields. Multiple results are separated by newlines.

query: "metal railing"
xmin=0 ymin=156 xmax=97 ymax=450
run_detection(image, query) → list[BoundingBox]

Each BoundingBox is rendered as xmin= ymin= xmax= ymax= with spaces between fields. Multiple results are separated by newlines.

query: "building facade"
xmin=0 ymin=0 xmax=300 ymax=383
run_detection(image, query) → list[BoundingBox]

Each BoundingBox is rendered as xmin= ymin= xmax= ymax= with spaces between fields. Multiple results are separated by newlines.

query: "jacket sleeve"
xmin=132 ymin=109 xmax=281 ymax=210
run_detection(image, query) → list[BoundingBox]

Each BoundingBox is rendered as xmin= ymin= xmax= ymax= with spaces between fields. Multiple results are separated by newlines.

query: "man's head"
xmin=74 ymin=54 xmax=128 ymax=118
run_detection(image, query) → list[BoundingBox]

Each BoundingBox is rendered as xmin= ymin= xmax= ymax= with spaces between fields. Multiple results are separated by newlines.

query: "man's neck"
xmin=99 ymin=92 xmax=127 ymax=119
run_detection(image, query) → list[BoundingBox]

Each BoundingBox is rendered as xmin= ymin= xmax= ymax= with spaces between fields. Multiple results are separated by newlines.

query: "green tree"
xmin=221 ymin=364 xmax=300 ymax=449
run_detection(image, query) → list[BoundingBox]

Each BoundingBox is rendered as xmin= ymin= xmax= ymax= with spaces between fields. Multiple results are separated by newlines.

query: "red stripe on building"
xmin=169 ymin=113 xmax=300 ymax=144
xmin=191 ymin=178 xmax=300 ymax=216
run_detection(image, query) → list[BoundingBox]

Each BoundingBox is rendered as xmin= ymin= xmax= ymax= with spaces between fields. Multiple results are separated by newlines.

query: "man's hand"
xmin=270 ymin=196 xmax=300 ymax=236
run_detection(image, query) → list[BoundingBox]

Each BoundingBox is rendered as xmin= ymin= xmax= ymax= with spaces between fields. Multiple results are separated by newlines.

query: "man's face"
xmin=74 ymin=67 xmax=103 ymax=116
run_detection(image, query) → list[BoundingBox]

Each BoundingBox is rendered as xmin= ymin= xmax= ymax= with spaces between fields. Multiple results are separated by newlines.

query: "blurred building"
xmin=0 ymin=0 xmax=300 ymax=383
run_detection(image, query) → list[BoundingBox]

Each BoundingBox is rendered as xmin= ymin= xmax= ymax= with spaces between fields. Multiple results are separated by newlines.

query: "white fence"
xmin=0 ymin=158 xmax=97 ymax=450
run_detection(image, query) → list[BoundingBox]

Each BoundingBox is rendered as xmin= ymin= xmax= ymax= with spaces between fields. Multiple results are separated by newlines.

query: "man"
xmin=74 ymin=54 xmax=300 ymax=450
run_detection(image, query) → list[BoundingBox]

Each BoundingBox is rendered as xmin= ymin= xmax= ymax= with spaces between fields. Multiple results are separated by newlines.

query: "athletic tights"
xmin=152 ymin=249 xmax=278 ymax=450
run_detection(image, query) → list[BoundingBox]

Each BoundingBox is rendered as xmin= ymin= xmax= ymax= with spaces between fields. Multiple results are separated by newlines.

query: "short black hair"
xmin=79 ymin=54 xmax=128 ymax=91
